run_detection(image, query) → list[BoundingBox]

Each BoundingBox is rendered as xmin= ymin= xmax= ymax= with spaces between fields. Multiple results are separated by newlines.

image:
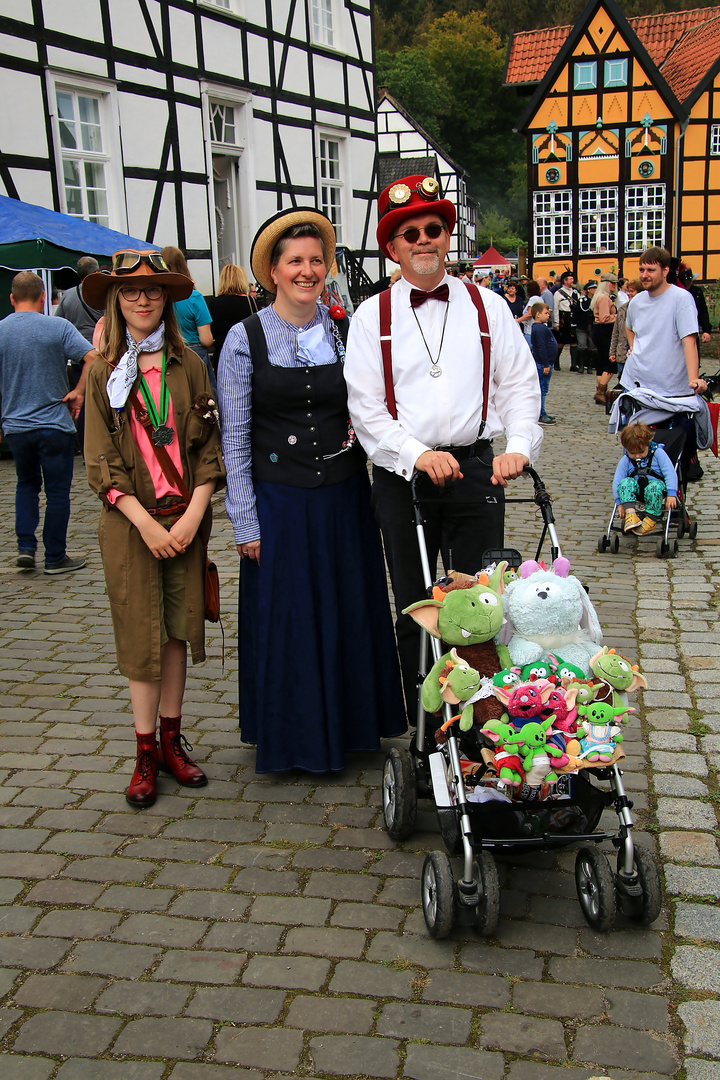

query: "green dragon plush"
xmin=404 ymin=563 xmax=512 ymax=728
xmin=589 ymin=647 xmax=648 ymax=708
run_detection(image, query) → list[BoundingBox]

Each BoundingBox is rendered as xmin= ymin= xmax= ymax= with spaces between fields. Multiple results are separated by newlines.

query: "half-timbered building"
xmin=0 ymin=0 xmax=378 ymax=292
xmin=377 ymin=90 xmax=477 ymax=264
xmin=505 ymin=0 xmax=720 ymax=282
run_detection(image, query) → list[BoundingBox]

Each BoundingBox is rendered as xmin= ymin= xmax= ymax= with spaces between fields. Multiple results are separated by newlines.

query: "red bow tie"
xmin=409 ymin=283 xmax=450 ymax=308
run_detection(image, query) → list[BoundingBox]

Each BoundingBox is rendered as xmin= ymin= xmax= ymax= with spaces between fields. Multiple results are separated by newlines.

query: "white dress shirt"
xmin=344 ymin=274 xmax=542 ymax=480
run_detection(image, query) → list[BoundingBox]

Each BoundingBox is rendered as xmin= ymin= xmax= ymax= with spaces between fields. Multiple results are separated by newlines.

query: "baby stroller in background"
xmin=382 ymin=467 xmax=661 ymax=939
xmin=600 ymin=388 xmax=712 ymax=558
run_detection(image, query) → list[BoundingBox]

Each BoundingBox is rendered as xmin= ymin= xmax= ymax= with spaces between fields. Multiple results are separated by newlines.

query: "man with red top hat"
xmin=345 ymin=174 xmax=542 ymax=719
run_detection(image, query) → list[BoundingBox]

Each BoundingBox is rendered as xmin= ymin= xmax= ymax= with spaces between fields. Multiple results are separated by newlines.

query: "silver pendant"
xmin=429 ymin=366 xmax=442 ymax=378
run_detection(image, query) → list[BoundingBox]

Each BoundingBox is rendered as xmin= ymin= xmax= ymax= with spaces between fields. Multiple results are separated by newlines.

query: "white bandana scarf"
xmin=107 ymin=322 xmax=166 ymax=409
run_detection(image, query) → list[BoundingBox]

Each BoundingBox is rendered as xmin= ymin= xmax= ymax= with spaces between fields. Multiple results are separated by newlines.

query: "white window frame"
xmin=574 ymin=62 xmax=597 ymax=90
xmin=46 ymin=71 xmax=126 ymax=232
xmin=533 ymin=190 xmax=572 ymax=257
xmin=711 ymin=124 xmax=720 ymax=156
xmin=604 ymin=58 xmax=628 ymax=87
xmin=579 ymin=187 xmax=618 ymax=253
xmin=310 ymin=0 xmax=341 ymax=50
xmin=198 ymin=0 xmax=244 ymax=16
xmin=625 ymin=184 xmax=666 ymax=252
xmin=317 ymin=131 xmax=345 ymax=244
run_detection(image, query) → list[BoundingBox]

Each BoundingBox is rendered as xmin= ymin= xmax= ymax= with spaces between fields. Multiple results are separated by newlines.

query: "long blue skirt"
xmin=239 ymin=469 xmax=406 ymax=773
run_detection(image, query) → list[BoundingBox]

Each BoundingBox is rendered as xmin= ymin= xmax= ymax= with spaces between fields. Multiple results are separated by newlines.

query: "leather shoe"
xmin=159 ymin=715 xmax=207 ymax=787
xmin=127 ymin=733 xmax=159 ymax=808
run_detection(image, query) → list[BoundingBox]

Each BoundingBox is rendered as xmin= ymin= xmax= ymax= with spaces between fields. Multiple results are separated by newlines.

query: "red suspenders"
xmin=378 ymin=281 xmax=492 ymax=435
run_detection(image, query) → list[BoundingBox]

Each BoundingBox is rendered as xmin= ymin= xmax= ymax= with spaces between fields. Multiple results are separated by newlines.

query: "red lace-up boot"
xmin=126 ymin=732 xmax=159 ymax=807
xmin=158 ymin=715 xmax=207 ymax=787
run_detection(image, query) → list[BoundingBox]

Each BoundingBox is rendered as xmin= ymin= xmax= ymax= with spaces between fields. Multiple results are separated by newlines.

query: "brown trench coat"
xmin=84 ymin=347 xmax=226 ymax=681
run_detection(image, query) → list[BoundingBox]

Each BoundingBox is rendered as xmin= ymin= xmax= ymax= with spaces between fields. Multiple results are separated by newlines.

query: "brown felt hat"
xmin=82 ymin=250 xmax=193 ymax=309
xmin=250 ymin=208 xmax=336 ymax=293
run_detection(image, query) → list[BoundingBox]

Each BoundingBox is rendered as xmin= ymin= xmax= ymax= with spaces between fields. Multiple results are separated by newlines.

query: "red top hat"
xmin=377 ymin=174 xmax=457 ymax=259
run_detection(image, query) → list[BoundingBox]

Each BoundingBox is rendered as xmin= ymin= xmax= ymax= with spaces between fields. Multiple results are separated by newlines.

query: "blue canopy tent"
xmin=0 ymin=194 xmax=155 ymax=316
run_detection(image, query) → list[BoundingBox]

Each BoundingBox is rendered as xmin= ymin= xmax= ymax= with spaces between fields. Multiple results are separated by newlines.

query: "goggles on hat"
xmin=111 ymin=250 xmax=169 ymax=274
xmin=390 ymin=222 xmax=446 ymax=244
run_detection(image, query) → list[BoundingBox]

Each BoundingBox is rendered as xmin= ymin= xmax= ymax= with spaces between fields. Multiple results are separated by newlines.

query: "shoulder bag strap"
xmin=464 ymin=283 xmax=491 ymax=436
xmin=378 ymin=288 xmax=397 ymax=420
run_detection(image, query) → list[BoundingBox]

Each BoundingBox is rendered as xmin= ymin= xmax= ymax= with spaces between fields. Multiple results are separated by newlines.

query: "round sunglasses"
xmin=390 ymin=222 xmax=446 ymax=244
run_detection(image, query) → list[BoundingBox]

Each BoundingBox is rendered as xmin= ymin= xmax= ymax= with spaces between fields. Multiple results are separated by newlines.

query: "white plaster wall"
xmin=277 ymin=45 xmax=311 ymax=98
xmin=246 ymin=31 xmax=271 ymax=86
xmin=0 ymin=70 xmax=49 ymax=158
xmin=279 ymin=125 xmax=315 ymax=188
xmin=201 ymin=18 xmax=245 ymax=82
xmin=106 ymin=0 xmax=159 ymax=57
xmin=123 ymin=179 xmax=155 ymax=245
xmin=117 ymin=95 xmax=169 ymax=170
xmin=8 ymin=170 xmax=55 ymax=211
xmin=182 ymin=183 xmax=212 ymax=253
xmin=115 ymin=65 xmax=166 ymax=91
xmin=313 ymin=55 xmax=346 ymax=104
xmin=168 ymin=5 xmax=198 ymax=68
xmin=42 ymin=0 xmax=104 ymax=40
xmin=46 ymin=47 xmax=108 ymax=78
xmin=176 ymin=103 xmax=207 ymax=175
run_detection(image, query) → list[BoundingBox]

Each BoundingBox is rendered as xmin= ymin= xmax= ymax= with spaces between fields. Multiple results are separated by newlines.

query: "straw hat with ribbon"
xmin=250 ymin=208 xmax=336 ymax=294
xmin=82 ymin=250 xmax=193 ymax=309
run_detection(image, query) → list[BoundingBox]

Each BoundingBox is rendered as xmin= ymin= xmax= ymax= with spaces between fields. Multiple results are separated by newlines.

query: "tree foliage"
xmin=374 ymin=0 xmax=708 ymax=232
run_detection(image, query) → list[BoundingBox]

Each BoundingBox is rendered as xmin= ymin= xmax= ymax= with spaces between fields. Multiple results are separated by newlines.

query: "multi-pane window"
xmin=56 ymin=89 xmax=109 ymax=227
xmin=625 ymin=185 xmax=666 ymax=251
xmin=319 ymin=136 xmax=342 ymax=242
xmin=711 ymin=124 xmax=720 ymax=156
xmin=210 ymin=102 xmax=237 ymax=145
xmin=574 ymin=62 xmax=597 ymax=90
xmin=311 ymin=0 xmax=334 ymax=47
xmin=579 ymin=187 xmax=618 ymax=253
xmin=533 ymin=190 xmax=572 ymax=256
xmin=604 ymin=59 xmax=628 ymax=87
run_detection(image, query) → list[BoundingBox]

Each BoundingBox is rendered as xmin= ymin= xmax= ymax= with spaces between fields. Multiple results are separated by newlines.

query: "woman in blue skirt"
xmin=218 ymin=208 xmax=405 ymax=773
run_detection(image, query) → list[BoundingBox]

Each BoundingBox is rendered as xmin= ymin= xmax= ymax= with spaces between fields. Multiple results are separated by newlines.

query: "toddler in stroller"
xmin=613 ymin=422 xmax=677 ymax=536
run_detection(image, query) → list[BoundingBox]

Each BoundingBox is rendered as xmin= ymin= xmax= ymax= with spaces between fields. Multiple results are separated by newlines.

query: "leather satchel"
xmin=129 ymin=390 xmax=221 ymax=622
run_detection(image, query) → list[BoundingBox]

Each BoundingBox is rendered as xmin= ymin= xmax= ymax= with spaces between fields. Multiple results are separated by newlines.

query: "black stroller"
xmin=381 ymin=467 xmax=661 ymax=938
xmin=600 ymin=388 xmax=706 ymax=558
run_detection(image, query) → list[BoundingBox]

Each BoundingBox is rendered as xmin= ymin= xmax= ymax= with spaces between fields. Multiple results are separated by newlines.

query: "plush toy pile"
xmin=414 ymin=558 xmax=648 ymax=801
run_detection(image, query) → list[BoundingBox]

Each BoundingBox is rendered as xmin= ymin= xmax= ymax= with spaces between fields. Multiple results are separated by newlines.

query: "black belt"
xmin=436 ymin=438 xmax=491 ymax=461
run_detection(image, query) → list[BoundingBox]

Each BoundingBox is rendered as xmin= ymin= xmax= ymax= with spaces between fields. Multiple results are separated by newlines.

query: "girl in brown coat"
xmin=83 ymin=252 xmax=225 ymax=808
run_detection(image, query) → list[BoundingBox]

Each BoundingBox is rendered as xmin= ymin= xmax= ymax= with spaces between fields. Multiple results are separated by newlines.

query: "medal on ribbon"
xmin=139 ymin=351 xmax=175 ymax=447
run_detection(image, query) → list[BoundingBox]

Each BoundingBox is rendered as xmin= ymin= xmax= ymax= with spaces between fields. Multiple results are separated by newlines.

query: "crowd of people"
xmin=0 ymin=178 xmax=715 ymax=801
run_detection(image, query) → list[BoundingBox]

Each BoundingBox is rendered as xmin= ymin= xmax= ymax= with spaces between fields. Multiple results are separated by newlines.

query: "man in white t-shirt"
xmin=623 ymin=246 xmax=704 ymax=397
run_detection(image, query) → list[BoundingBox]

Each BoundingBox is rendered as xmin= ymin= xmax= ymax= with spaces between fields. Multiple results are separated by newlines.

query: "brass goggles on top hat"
xmin=111 ymin=250 xmax=169 ymax=274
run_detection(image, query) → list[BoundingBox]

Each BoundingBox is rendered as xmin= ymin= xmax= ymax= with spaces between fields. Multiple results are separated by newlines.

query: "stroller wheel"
xmin=382 ymin=748 xmax=417 ymax=840
xmin=575 ymin=846 xmax=616 ymax=932
xmin=611 ymin=534 xmax=620 ymax=554
xmin=669 ymin=540 xmax=679 ymax=559
xmin=689 ymin=521 xmax=698 ymax=540
xmin=421 ymin=851 xmax=455 ymax=939
xmin=656 ymin=538 xmax=667 ymax=559
xmin=597 ymin=535 xmax=609 ymax=553
xmin=619 ymin=844 xmax=662 ymax=926
xmin=474 ymin=852 xmax=500 ymax=937
xmin=677 ymin=520 xmax=686 ymax=539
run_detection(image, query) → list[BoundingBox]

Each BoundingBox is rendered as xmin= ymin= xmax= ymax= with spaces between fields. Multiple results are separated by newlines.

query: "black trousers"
xmin=371 ymin=448 xmax=504 ymax=720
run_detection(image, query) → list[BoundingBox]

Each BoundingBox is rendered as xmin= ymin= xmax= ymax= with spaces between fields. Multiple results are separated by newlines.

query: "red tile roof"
xmin=505 ymin=4 xmax=720 ymax=87
xmin=661 ymin=14 xmax=720 ymax=101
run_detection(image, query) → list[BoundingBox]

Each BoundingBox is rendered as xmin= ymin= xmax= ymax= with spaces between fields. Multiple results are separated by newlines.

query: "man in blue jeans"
xmin=0 ymin=271 xmax=97 ymax=573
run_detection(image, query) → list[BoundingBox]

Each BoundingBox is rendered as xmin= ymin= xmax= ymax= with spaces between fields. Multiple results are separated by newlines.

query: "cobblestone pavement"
xmin=0 ymin=365 xmax=718 ymax=1080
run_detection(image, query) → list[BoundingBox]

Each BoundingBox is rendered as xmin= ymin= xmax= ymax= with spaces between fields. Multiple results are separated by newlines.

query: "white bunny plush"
xmin=495 ymin=557 xmax=602 ymax=676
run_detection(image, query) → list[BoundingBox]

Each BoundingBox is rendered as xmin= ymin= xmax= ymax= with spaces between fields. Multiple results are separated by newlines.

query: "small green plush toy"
xmin=422 ymin=648 xmax=483 ymax=732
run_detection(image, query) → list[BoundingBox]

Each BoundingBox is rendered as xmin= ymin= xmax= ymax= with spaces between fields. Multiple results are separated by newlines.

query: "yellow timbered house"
xmin=505 ymin=0 xmax=720 ymax=281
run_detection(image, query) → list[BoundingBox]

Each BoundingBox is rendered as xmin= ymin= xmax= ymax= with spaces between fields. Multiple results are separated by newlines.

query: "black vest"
xmin=244 ymin=312 xmax=365 ymax=488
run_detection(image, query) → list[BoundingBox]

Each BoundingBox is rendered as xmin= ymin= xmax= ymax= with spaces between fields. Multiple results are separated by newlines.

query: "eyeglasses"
xmin=119 ymin=285 xmax=165 ymax=301
xmin=390 ymin=223 xmax=446 ymax=244
xmin=112 ymin=251 xmax=168 ymax=274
